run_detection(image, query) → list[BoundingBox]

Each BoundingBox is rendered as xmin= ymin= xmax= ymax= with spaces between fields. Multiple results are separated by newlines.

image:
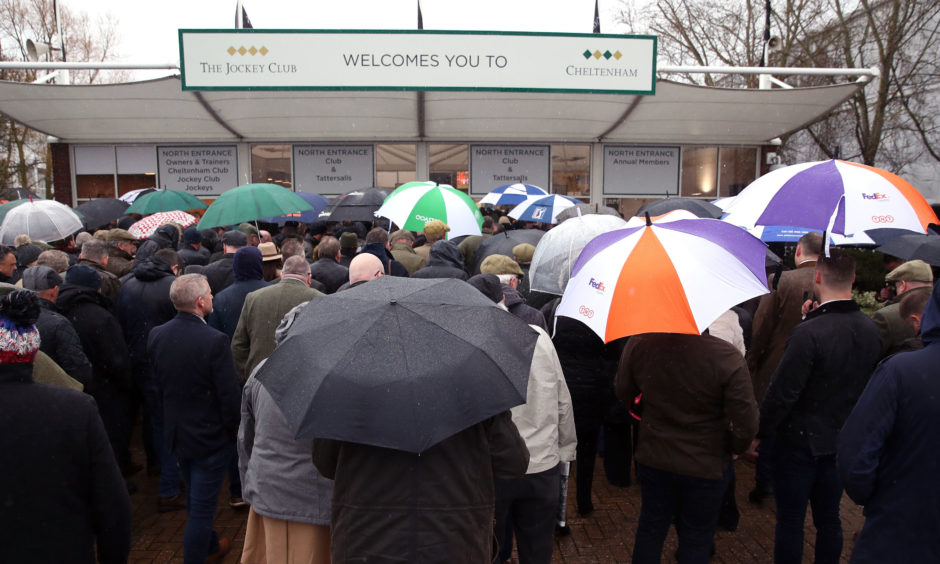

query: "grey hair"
xmin=169 ymin=273 xmax=209 ymax=311
xmin=496 ymin=274 xmax=516 ymax=285
xmin=281 ymin=255 xmax=310 ymax=277
xmin=81 ymin=239 xmax=109 ymax=263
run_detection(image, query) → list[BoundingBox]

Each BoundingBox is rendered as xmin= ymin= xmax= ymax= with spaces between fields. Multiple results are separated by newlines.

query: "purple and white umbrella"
xmin=479 ymin=183 xmax=548 ymax=207
xmin=721 ymin=159 xmax=939 ymax=236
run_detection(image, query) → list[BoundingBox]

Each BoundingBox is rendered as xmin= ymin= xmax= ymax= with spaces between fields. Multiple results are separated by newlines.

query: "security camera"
xmin=767 ymin=36 xmax=782 ymax=52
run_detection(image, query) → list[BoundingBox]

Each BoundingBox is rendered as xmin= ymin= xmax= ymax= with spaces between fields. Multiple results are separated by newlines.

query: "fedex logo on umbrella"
xmin=862 ymin=192 xmax=889 ymax=200
xmin=588 ymin=278 xmax=606 ymax=292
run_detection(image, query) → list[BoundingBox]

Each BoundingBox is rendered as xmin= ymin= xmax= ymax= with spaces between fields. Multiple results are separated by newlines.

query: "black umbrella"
xmin=554 ymin=202 xmax=621 ymax=223
xmin=255 ymin=276 xmax=539 ymax=454
xmin=319 ymin=187 xmax=390 ymax=222
xmin=473 ymin=229 xmax=544 ymax=275
xmin=0 ymin=187 xmax=41 ymax=202
xmin=877 ymin=233 xmax=940 ymax=266
xmin=75 ymin=198 xmax=130 ymax=229
xmin=635 ymin=197 xmax=723 ymax=219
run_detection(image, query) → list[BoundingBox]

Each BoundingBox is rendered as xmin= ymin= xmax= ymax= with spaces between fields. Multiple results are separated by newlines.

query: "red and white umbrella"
xmin=128 ymin=210 xmax=197 ymax=239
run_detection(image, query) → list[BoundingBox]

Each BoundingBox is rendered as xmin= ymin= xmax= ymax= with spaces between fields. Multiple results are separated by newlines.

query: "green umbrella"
xmin=125 ymin=189 xmax=208 ymax=215
xmin=198 ymin=183 xmax=313 ymax=229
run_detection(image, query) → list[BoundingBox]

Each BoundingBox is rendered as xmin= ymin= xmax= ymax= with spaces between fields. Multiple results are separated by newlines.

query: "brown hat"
xmin=498 ymin=216 xmax=511 ymax=225
xmin=512 ymin=243 xmax=536 ymax=264
xmin=339 ymin=232 xmax=359 ymax=249
xmin=886 ymin=259 xmax=933 ymax=283
xmin=480 ymin=254 xmax=524 ymax=276
xmin=107 ymin=228 xmax=139 ymax=242
xmin=423 ymin=220 xmax=450 ymax=240
xmin=258 ymin=241 xmax=282 ymax=262
xmin=93 ymin=230 xmax=110 ymax=241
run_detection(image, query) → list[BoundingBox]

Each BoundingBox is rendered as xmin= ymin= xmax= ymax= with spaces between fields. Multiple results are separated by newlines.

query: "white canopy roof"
xmin=0 ymin=75 xmax=860 ymax=145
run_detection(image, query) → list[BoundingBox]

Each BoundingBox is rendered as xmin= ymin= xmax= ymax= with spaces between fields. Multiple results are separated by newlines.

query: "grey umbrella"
xmin=877 ymin=233 xmax=940 ymax=266
xmin=318 ymin=187 xmax=390 ymax=222
xmin=636 ymin=197 xmax=723 ymax=219
xmin=472 ymin=229 xmax=544 ymax=275
xmin=255 ymin=276 xmax=539 ymax=454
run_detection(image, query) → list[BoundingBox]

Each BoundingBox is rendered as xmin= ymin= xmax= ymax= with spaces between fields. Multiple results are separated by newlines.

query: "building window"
xmin=376 ymin=144 xmax=416 ymax=188
xmin=552 ymin=144 xmax=590 ymax=199
xmin=719 ymin=147 xmax=758 ymax=197
xmin=74 ymin=146 xmax=116 ymax=201
xmin=429 ymin=144 xmax=468 ymax=190
xmin=116 ymin=146 xmax=157 ymax=196
xmin=251 ymin=145 xmax=292 ymax=188
xmin=680 ymin=146 xmax=718 ymax=198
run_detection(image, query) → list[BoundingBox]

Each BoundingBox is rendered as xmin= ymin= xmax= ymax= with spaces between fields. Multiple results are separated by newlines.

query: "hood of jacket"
xmin=131 ymin=257 xmax=175 ymax=282
xmin=233 ymin=246 xmax=264 ymax=281
xmin=56 ymin=283 xmax=105 ymax=311
xmin=427 ymin=240 xmax=465 ymax=269
xmin=150 ymin=224 xmax=179 ymax=250
xmin=920 ymin=282 xmax=940 ymax=345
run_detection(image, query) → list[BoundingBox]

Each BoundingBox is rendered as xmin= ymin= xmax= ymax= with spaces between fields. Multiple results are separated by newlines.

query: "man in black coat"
xmin=22 ymin=265 xmax=94 ymax=388
xmin=148 ymin=273 xmax=240 ymax=563
xmin=308 ymin=235 xmax=349 ymax=293
xmin=58 ymin=265 xmax=135 ymax=473
xmin=410 ymin=240 xmax=469 ymax=281
xmin=480 ymin=255 xmax=547 ymax=331
xmin=116 ymin=249 xmax=184 ymax=510
xmin=0 ymin=290 xmax=130 ymax=563
xmin=177 ymin=226 xmax=211 ymax=267
xmin=203 ymin=229 xmax=247 ymax=295
xmin=757 ymin=248 xmax=881 ymax=564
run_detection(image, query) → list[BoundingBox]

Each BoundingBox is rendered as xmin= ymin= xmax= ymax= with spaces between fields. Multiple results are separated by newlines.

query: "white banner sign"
xmin=180 ymin=30 xmax=656 ymax=94
xmin=603 ymin=145 xmax=681 ymax=196
xmin=293 ymin=145 xmax=374 ymax=194
xmin=470 ymin=145 xmax=551 ymax=195
xmin=157 ymin=145 xmax=238 ymax=196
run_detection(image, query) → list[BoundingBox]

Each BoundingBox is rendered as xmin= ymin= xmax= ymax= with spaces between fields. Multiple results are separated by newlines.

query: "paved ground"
xmin=127 ymin=437 xmax=865 ymax=563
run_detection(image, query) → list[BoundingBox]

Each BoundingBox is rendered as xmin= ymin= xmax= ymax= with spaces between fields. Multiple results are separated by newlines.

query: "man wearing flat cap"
xmin=480 ymin=254 xmax=547 ymax=331
xmin=415 ymin=220 xmax=450 ymax=262
xmin=871 ymin=259 xmax=934 ymax=359
xmin=106 ymin=229 xmax=138 ymax=278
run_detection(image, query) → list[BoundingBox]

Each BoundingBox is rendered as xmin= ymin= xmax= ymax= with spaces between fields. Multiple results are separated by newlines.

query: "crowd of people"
xmin=0 ymin=209 xmax=938 ymax=564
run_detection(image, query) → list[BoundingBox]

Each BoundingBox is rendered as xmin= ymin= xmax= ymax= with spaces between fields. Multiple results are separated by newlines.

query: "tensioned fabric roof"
xmin=0 ymin=75 xmax=861 ymax=145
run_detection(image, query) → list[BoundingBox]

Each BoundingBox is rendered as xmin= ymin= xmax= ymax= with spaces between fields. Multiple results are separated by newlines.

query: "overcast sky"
xmin=64 ymin=0 xmax=629 ymax=79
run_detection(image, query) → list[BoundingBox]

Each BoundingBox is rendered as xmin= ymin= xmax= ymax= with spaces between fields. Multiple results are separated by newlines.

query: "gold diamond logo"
xmin=227 ymin=46 xmax=236 ymax=56
xmin=249 ymin=46 xmax=258 ymax=55
xmin=238 ymin=46 xmax=247 ymax=55
xmin=259 ymin=46 xmax=269 ymax=55
xmin=593 ymin=50 xmax=602 ymax=59
xmin=614 ymin=50 xmax=622 ymax=60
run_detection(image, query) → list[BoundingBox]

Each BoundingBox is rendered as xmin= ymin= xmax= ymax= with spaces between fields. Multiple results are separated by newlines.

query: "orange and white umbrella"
xmin=556 ymin=216 xmax=769 ymax=342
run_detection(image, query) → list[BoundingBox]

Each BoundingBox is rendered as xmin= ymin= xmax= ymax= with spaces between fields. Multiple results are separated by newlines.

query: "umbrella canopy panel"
xmin=198 ymin=183 xmax=312 ymax=229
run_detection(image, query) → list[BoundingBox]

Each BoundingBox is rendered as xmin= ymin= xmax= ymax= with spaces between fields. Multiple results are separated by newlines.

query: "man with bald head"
xmin=340 ymin=253 xmax=384 ymax=291
xmin=231 ymin=256 xmax=324 ymax=383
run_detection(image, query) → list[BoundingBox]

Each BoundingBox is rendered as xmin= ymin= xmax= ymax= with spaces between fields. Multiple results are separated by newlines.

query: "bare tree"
xmin=617 ymin=0 xmax=940 ymax=175
xmin=0 ymin=0 xmax=124 ymax=193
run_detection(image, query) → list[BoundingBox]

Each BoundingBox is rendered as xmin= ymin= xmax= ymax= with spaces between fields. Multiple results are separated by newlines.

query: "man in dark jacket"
xmin=410 ymin=240 xmax=469 ymax=280
xmin=617 ymin=331 xmax=758 ymax=563
xmin=57 ymin=265 xmax=135 ymax=473
xmin=745 ymin=231 xmax=820 ymax=503
xmin=757 ymin=248 xmax=881 ymax=564
xmin=313 ymin=411 xmax=528 ymax=563
xmin=308 ymin=235 xmax=349 ymax=293
xmin=481 ymin=254 xmax=547 ymax=331
xmin=135 ymin=223 xmax=179 ymax=264
xmin=177 ymin=226 xmax=211 ymax=267
xmin=0 ymin=290 xmax=130 ymax=563
xmin=22 ymin=265 xmax=94 ymax=388
xmin=116 ymin=249 xmax=183 ymax=511
xmin=203 ymin=229 xmax=247 ymax=295
xmin=77 ymin=239 xmax=122 ymax=309
xmin=208 ymin=246 xmax=269 ymax=338
xmin=359 ymin=228 xmax=409 ymax=277
xmin=148 ymin=273 xmax=240 ymax=563
xmin=837 ymin=280 xmax=940 ymax=563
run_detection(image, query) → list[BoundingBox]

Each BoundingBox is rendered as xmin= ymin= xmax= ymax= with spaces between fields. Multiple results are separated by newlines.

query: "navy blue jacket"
xmin=148 ymin=312 xmax=241 ymax=460
xmin=208 ymin=247 xmax=269 ymax=338
xmin=837 ymin=283 xmax=940 ymax=562
xmin=759 ymin=299 xmax=881 ymax=455
xmin=117 ymin=257 xmax=176 ymax=367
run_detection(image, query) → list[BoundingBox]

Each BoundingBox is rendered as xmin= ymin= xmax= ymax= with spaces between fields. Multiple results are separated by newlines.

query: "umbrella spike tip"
xmin=645 ymin=212 xmax=652 ymax=226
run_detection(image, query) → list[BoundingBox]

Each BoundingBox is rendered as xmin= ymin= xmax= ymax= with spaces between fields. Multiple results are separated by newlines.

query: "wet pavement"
xmin=127 ymin=437 xmax=865 ymax=563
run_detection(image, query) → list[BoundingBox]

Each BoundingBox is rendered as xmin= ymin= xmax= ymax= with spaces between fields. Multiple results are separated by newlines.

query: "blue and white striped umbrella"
xmin=479 ymin=183 xmax=548 ymax=206
xmin=509 ymin=194 xmax=584 ymax=224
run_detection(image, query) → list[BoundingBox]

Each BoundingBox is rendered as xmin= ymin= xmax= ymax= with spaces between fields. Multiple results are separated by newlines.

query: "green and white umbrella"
xmin=375 ymin=181 xmax=483 ymax=238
